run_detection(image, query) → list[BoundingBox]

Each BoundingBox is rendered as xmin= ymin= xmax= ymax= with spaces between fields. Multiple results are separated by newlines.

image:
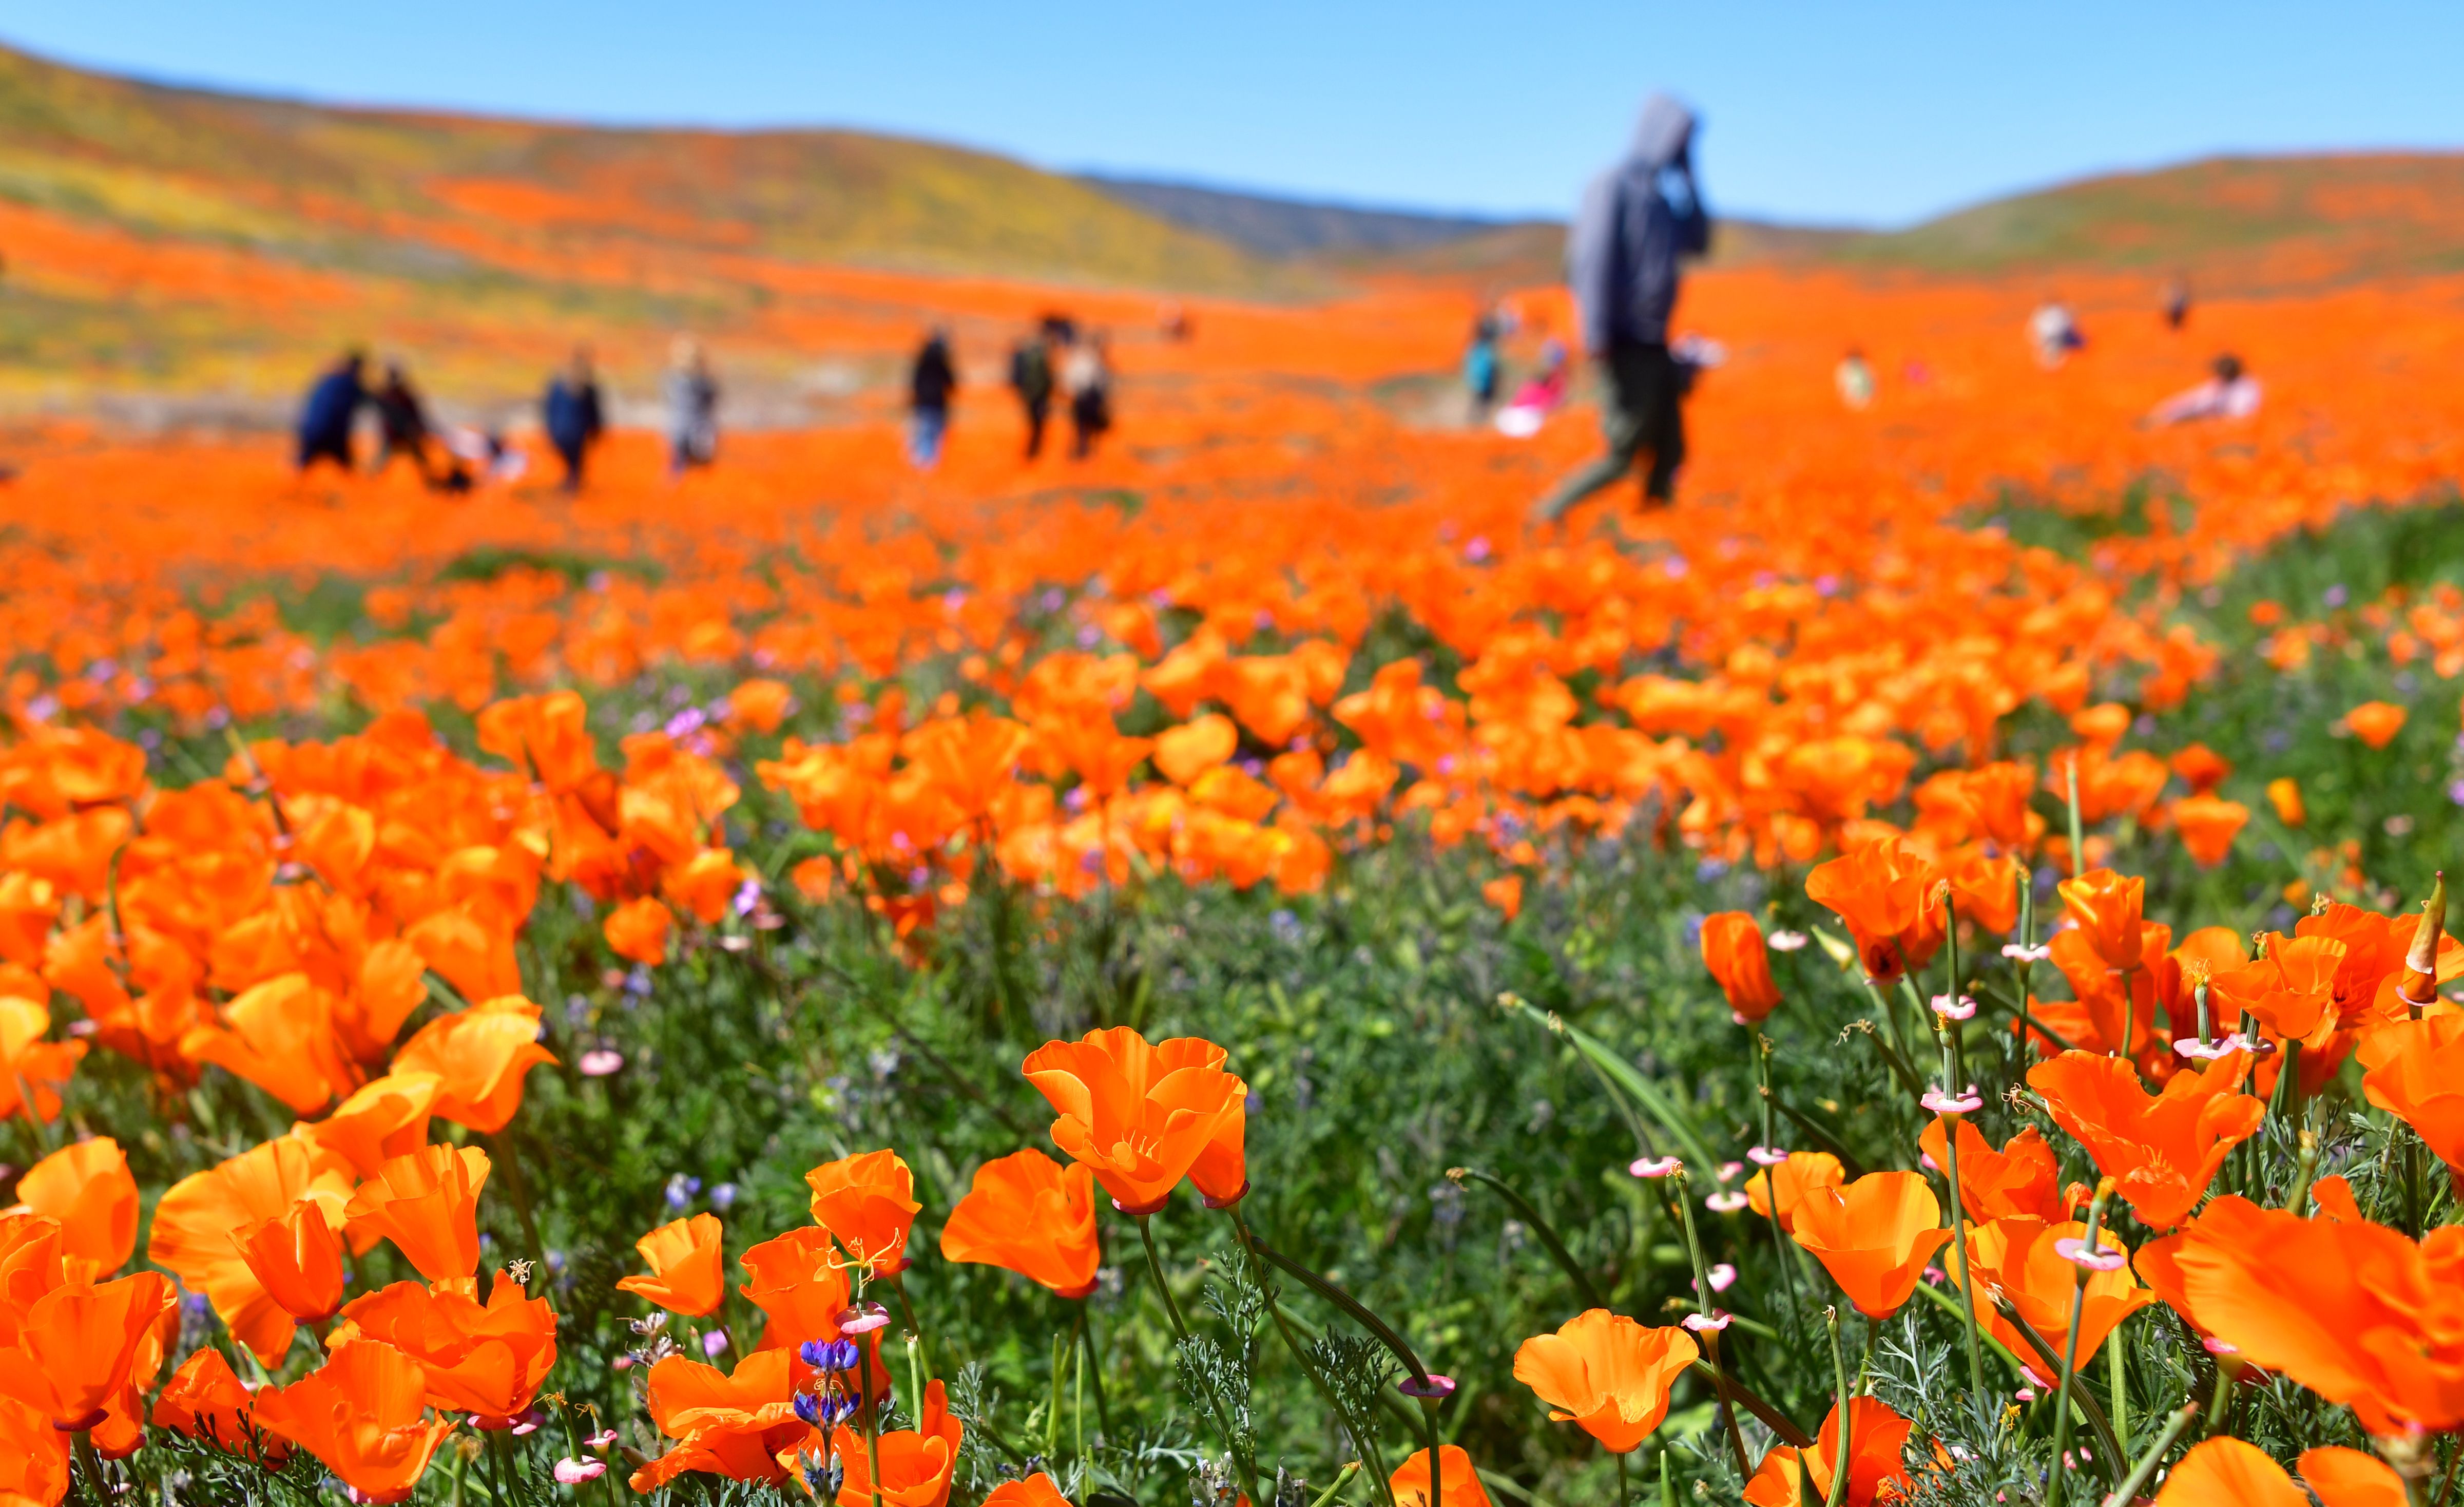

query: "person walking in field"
xmin=909 ymin=327 xmax=958 ymax=469
xmin=664 ymin=337 xmax=719 ymax=477
xmin=1008 ymin=328 xmax=1054 ymax=460
xmin=1464 ymin=315 xmax=1502 ymax=425
xmin=295 ymin=350 xmax=368 ymax=475
xmin=370 ymin=362 xmax=438 ymax=482
xmin=1530 ymin=93 xmax=1711 ymax=523
xmin=544 ymin=346 xmax=606 ymax=492
xmin=1064 ymin=330 xmax=1113 ymax=460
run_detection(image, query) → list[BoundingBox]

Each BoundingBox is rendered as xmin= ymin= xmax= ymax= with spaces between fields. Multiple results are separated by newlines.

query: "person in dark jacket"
xmin=296 ymin=351 xmax=367 ymax=474
xmin=1530 ymin=94 xmax=1710 ymax=522
xmin=544 ymin=346 xmax=607 ymax=492
xmin=909 ymin=328 xmax=957 ymax=469
xmin=370 ymin=363 xmax=437 ymax=482
xmin=1009 ymin=330 xmax=1055 ymax=460
xmin=1064 ymin=330 xmax=1112 ymax=459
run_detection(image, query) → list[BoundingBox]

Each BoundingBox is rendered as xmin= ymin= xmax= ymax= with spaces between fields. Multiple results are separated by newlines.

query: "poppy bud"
xmin=2400 ymin=872 xmax=2446 ymax=1010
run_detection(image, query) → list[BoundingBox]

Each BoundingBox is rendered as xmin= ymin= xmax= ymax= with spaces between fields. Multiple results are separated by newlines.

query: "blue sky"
xmin=4 ymin=2 xmax=2458 ymax=226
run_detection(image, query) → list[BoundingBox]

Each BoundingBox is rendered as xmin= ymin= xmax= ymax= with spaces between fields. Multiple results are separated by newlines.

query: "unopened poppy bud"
xmin=2401 ymin=872 xmax=2446 ymax=1009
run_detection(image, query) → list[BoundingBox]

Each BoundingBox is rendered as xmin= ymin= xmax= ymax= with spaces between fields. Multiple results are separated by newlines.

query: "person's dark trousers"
xmin=556 ymin=441 xmax=586 ymax=491
xmin=1023 ymin=398 xmax=1049 ymax=459
xmin=298 ymin=435 xmax=353 ymax=472
xmin=1530 ymin=340 xmax=1687 ymax=522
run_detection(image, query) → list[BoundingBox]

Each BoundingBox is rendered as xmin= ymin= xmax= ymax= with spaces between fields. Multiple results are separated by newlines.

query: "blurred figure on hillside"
xmin=1495 ymin=338 xmax=1569 ymax=437
xmin=1531 ymin=93 xmax=1711 ymax=522
xmin=544 ymin=346 xmax=606 ymax=492
xmin=371 ymin=363 xmax=437 ymax=482
xmin=1064 ymin=330 xmax=1113 ymax=459
xmin=2163 ymin=274 xmax=2192 ymax=331
xmin=1462 ymin=315 xmax=1502 ymax=425
xmin=2029 ymin=296 xmax=2084 ymax=368
xmin=1835 ymin=346 xmax=1875 ymax=410
xmin=665 ymin=337 xmax=719 ymax=477
xmin=2147 ymin=353 xmax=2262 ymax=427
xmin=1007 ymin=328 xmax=1054 ymax=460
xmin=295 ymin=350 xmax=367 ymax=475
xmin=1157 ymin=301 xmax=1191 ymax=341
xmin=909 ymin=327 xmax=958 ymax=469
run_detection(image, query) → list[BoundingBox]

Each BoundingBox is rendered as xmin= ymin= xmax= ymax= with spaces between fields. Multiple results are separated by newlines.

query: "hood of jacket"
xmin=1625 ymin=93 xmax=1696 ymax=173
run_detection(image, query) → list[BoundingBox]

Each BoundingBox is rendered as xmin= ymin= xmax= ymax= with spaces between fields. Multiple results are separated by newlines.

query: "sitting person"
xmin=2147 ymin=353 xmax=2262 ymax=426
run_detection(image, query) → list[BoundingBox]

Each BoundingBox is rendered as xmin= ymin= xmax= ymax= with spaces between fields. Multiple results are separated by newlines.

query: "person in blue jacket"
xmin=544 ymin=346 xmax=606 ymax=492
xmin=1530 ymin=94 xmax=1711 ymax=522
xmin=296 ymin=350 xmax=367 ymax=474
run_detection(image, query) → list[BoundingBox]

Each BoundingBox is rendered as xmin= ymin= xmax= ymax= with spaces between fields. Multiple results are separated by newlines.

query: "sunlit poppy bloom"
xmin=0 ymin=1393 xmax=70 ymax=1507
xmin=2152 ymin=1437 xmax=2407 ymax=1507
xmin=1916 ymin=1119 xmax=2070 ymax=1223
xmin=737 ymin=1225 xmax=853 ymax=1345
xmin=605 ymin=894 xmax=673 ymax=966
xmin=7 ymin=1136 xmax=137 ymax=1276
xmin=1511 ymin=1308 xmax=1699 ymax=1452
xmin=2265 ymin=777 xmax=2305 ymax=827
xmin=0 ymin=992 xmax=85 ymax=1124
xmin=833 ymin=1377 xmax=964 ymax=1507
xmin=2058 ymin=867 xmax=2146 ymax=971
xmin=2357 ymin=1015 xmax=2464 ymax=1171
xmin=1742 ymin=1397 xmax=1914 ymax=1506
xmin=1950 ymin=1215 xmax=2152 ymax=1379
xmin=252 ymin=1339 xmax=458 ymax=1504
xmin=2169 ymin=795 xmax=2249 ymax=868
xmin=390 ymin=996 xmax=557 ymax=1134
xmin=9 ymin=1269 xmax=178 ymax=1429
xmin=617 ymin=1212 xmax=729 ymax=1317
xmin=334 ymin=1271 xmax=559 ymax=1426
xmin=1389 ymin=1445 xmax=1493 ymax=1507
xmin=1804 ymin=839 xmax=1937 ymax=981
xmin=627 ymin=1347 xmax=815 ymax=1491
xmin=1789 ymin=1172 xmax=1954 ymax=1319
xmin=152 ymin=1345 xmax=287 ymax=1460
xmin=2344 ymin=700 xmax=2408 ymax=750
xmin=983 ymin=1473 xmax=1072 ymax=1507
xmin=148 ymin=1135 xmax=356 ymax=1364
xmin=806 ymin=1149 xmax=923 ymax=1275
xmin=232 ymin=1197 xmax=349 ymax=1325
xmin=727 ymin=678 xmax=796 ymax=734
xmin=344 ymin=1143 xmax=492 ymax=1288
xmin=1700 ymin=912 xmax=1781 ymax=1021
xmin=1022 ymin=1026 xmax=1247 ymax=1214
xmin=2028 ymin=1052 xmax=2263 ymax=1229
xmin=1744 ymin=1151 xmax=1844 ymax=1234
xmin=291 ymin=1071 xmax=442 ymax=1179
xmin=939 ymin=1147 xmax=1102 ymax=1298
xmin=2160 ymin=1194 xmax=2464 ymax=1435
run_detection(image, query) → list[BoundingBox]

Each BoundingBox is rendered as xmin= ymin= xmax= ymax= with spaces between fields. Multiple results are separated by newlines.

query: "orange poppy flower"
xmin=617 ymin=1212 xmax=728 ymax=1317
xmin=1742 ymin=1397 xmax=1914 ymax=1506
xmin=1804 ymin=839 xmax=1936 ymax=981
xmin=2160 ymin=1194 xmax=2464 ymax=1435
xmin=629 ymin=1348 xmax=813 ymax=1491
xmin=938 ymin=1147 xmax=1102 ymax=1298
xmin=233 ymin=1198 xmax=349 ymax=1325
xmin=604 ymin=894 xmax=673 ymax=966
xmin=1511 ymin=1308 xmax=1699 ymax=1452
xmin=2152 ymin=1437 xmax=2407 ymax=1507
xmin=806 ymin=1149 xmax=923 ymax=1275
xmin=2028 ymin=1052 xmax=2263 ymax=1229
xmin=1481 ymin=874 xmax=1524 ymax=921
xmin=2344 ymin=700 xmax=2408 ymax=750
xmin=1701 ymin=912 xmax=1781 ymax=1022
xmin=0 ymin=993 xmax=84 ymax=1124
xmin=334 ymin=1272 xmax=559 ymax=1426
xmin=153 ymin=1346 xmax=287 ymax=1460
xmin=2265 ymin=777 xmax=2305 ymax=827
xmin=178 ymin=971 xmax=358 ymax=1114
xmin=1950 ymin=1215 xmax=2152 ymax=1379
xmin=7 ymin=1136 xmax=137 ymax=1275
xmin=1389 ymin=1445 xmax=1493 ymax=1507
xmin=737 ymin=1225 xmax=853 ymax=1348
xmin=1022 ymin=1026 xmax=1248 ymax=1214
xmin=727 ymin=678 xmax=796 ymax=734
xmin=1744 ymin=1151 xmax=1845 ymax=1234
xmin=2058 ymin=867 xmax=2146 ymax=971
xmin=148 ymin=1136 xmax=356 ymax=1364
xmin=2169 ymin=795 xmax=2249 ymax=868
xmin=2357 ymin=1015 xmax=2464 ymax=1171
xmin=1917 ymin=1118 xmax=2069 ymax=1222
xmin=1152 ymin=714 xmax=1238 ymax=786
xmin=344 ymin=1143 xmax=492 ymax=1288
xmin=1789 ymin=1171 xmax=1954 ymax=1319
xmin=8 ymin=1269 xmax=178 ymax=1429
xmin=292 ymin=1071 xmax=442 ymax=1179
xmin=983 ymin=1473 xmax=1072 ymax=1507
xmin=833 ymin=1377 xmax=963 ymax=1507
xmin=390 ymin=997 xmax=557 ymax=1134
xmin=0 ymin=1394 xmax=70 ymax=1507
xmin=253 ymin=1339 xmax=458 ymax=1505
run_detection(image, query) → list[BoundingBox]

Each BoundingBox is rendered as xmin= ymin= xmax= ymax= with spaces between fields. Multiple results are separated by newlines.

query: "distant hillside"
xmin=1841 ymin=154 xmax=2464 ymax=287
xmin=1081 ymin=175 xmax=1520 ymax=258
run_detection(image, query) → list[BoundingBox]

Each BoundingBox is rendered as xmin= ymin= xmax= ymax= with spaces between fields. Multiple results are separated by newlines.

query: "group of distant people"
xmin=902 ymin=316 xmax=1116 ymax=470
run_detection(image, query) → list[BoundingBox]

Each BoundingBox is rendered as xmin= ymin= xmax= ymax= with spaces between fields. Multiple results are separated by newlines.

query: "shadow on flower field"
xmin=5 ymin=261 xmax=2464 ymax=1506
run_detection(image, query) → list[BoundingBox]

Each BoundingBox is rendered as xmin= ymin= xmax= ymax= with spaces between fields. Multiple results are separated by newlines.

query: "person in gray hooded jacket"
xmin=1531 ymin=94 xmax=1711 ymax=522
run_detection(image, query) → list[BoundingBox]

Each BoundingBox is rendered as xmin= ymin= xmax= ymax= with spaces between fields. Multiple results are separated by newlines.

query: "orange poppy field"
xmin=6 ymin=245 xmax=2464 ymax=1507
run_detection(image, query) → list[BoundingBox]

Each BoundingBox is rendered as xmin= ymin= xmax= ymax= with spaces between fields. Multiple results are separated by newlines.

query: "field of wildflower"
xmin=5 ymin=260 xmax=2464 ymax=1507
